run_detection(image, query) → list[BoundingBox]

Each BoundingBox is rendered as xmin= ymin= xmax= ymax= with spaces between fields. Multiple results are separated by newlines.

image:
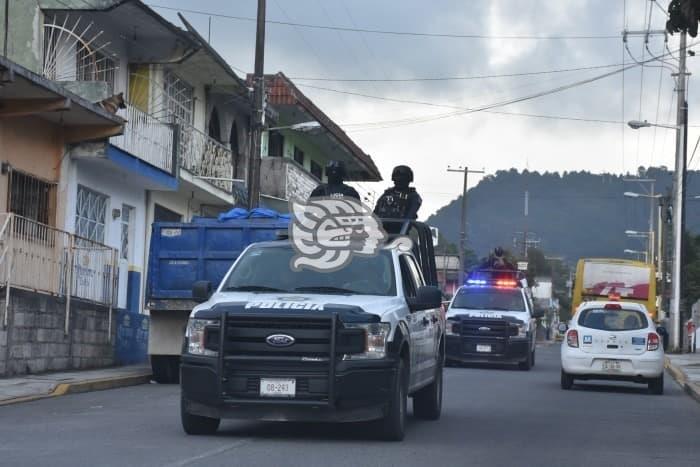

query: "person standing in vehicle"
xmin=374 ymin=165 xmax=422 ymax=219
xmin=308 ymin=160 xmax=361 ymax=201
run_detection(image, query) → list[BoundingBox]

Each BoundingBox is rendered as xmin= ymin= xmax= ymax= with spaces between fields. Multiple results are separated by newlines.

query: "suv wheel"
xmin=648 ymin=374 xmax=664 ymax=395
xmin=377 ymin=358 xmax=408 ymax=441
xmin=413 ymin=358 xmax=443 ymax=420
xmin=181 ymin=396 xmax=220 ymax=435
xmin=561 ymin=370 xmax=574 ymax=390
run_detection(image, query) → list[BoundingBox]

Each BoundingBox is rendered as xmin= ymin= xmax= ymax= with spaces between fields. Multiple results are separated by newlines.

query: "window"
xmin=121 ymin=205 xmax=134 ymax=261
xmin=7 ymin=169 xmax=56 ymax=226
xmin=310 ymin=160 xmax=323 ymax=180
xmin=75 ymin=185 xmax=108 ymax=243
xmin=164 ymin=70 xmax=194 ymax=124
xmin=399 ymin=256 xmax=417 ymax=298
xmin=154 ymin=204 xmax=182 ymax=223
xmin=451 ymin=288 xmax=526 ymax=312
xmin=293 ymin=146 xmax=305 ymax=166
xmin=578 ymin=308 xmax=649 ymax=331
xmin=268 ymin=132 xmax=284 ymax=157
xmin=77 ymin=45 xmax=116 ymax=87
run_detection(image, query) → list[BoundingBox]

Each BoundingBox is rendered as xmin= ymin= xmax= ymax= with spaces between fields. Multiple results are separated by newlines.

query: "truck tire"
xmin=412 ymin=360 xmax=443 ymax=420
xmin=648 ymin=374 xmax=664 ymax=395
xmin=561 ymin=370 xmax=574 ymax=390
xmin=151 ymin=355 xmax=180 ymax=384
xmin=181 ymin=396 xmax=220 ymax=435
xmin=377 ymin=358 xmax=408 ymax=441
xmin=518 ymin=350 xmax=533 ymax=371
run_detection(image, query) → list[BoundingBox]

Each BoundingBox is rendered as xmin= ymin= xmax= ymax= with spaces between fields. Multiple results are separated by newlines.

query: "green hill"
xmin=425 ymin=167 xmax=700 ymax=262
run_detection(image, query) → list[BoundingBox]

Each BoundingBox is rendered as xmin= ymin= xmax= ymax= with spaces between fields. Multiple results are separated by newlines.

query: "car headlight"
xmin=446 ymin=319 xmax=459 ymax=336
xmin=517 ymin=322 xmax=528 ymax=338
xmin=185 ymin=318 xmax=219 ymax=356
xmin=343 ymin=322 xmax=391 ymax=359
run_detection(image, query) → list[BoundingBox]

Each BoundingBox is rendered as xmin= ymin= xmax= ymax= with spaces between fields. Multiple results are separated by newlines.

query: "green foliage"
xmin=683 ymin=232 xmax=700 ymax=310
xmin=667 ymin=0 xmax=700 ymax=37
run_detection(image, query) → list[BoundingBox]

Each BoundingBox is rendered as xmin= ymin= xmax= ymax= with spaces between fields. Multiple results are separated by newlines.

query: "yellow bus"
xmin=572 ymin=258 xmax=657 ymax=321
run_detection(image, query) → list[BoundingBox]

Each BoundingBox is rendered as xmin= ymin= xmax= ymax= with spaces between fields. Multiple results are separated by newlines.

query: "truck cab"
xmin=445 ymin=269 xmax=543 ymax=370
xmin=180 ymin=221 xmax=445 ymax=441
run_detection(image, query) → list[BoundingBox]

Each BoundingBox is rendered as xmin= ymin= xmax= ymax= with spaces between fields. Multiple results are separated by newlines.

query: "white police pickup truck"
xmin=180 ymin=238 xmax=445 ymax=441
xmin=445 ymin=269 xmax=543 ymax=370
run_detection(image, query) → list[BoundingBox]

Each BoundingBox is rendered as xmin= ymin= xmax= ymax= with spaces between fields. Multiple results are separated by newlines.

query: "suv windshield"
xmin=221 ymin=245 xmax=396 ymax=296
xmin=578 ymin=308 xmax=648 ymax=331
xmin=451 ymin=288 xmax=526 ymax=312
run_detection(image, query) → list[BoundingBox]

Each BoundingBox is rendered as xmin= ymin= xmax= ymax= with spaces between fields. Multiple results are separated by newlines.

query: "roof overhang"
xmin=0 ymin=56 xmax=124 ymax=140
xmin=259 ymin=73 xmax=381 ymax=182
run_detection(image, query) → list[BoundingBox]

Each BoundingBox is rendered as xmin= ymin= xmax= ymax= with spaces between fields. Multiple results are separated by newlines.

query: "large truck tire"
xmin=412 ymin=360 xmax=443 ymax=420
xmin=151 ymin=355 xmax=180 ymax=384
xmin=375 ymin=358 xmax=408 ymax=441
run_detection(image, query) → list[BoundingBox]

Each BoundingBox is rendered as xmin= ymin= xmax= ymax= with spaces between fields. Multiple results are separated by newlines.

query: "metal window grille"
xmin=76 ymin=43 xmax=116 ymax=87
xmin=164 ymin=70 xmax=193 ymax=124
xmin=7 ymin=169 xmax=56 ymax=226
xmin=120 ymin=204 xmax=134 ymax=261
xmin=294 ymin=146 xmax=305 ymax=165
xmin=75 ymin=185 xmax=108 ymax=244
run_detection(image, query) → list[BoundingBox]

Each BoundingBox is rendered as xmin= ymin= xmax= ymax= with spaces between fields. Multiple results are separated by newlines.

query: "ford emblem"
xmin=266 ymin=334 xmax=295 ymax=347
xmin=478 ymin=326 xmax=491 ymax=332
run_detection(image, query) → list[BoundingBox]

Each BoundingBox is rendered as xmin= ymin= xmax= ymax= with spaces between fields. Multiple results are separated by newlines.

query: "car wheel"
xmin=377 ymin=357 xmax=408 ymax=441
xmin=518 ymin=350 xmax=533 ymax=371
xmin=413 ymin=359 xmax=443 ymax=420
xmin=181 ymin=396 xmax=220 ymax=435
xmin=561 ymin=370 xmax=574 ymax=390
xmin=648 ymin=374 xmax=664 ymax=395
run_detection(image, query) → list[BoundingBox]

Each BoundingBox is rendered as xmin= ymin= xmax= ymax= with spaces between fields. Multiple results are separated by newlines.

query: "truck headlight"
xmin=343 ymin=322 xmax=391 ymax=359
xmin=446 ymin=319 xmax=459 ymax=336
xmin=517 ymin=322 xmax=528 ymax=338
xmin=185 ymin=318 xmax=219 ymax=356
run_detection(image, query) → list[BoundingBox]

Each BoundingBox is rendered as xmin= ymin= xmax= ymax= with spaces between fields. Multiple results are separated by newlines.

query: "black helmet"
xmin=391 ymin=165 xmax=413 ymax=183
xmin=325 ymin=160 xmax=346 ymax=180
xmin=494 ymin=247 xmax=504 ymax=257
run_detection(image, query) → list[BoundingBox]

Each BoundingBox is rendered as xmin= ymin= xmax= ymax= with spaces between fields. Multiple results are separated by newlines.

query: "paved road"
xmin=1 ymin=345 xmax=699 ymax=467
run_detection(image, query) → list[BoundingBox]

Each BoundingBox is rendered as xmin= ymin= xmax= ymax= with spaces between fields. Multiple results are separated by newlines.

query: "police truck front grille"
xmin=459 ymin=318 xmax=515 ymax=339
xmin=224 ymin=316 xmax=333 ymax=357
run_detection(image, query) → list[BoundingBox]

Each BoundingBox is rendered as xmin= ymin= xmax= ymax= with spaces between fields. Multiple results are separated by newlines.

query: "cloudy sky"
xmin=152 ymin=0 xmax=699 ymax=219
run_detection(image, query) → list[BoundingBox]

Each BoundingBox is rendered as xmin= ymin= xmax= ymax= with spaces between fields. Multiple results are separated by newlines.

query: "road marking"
xmin=165 ymin=439 xmax=252 ymax=467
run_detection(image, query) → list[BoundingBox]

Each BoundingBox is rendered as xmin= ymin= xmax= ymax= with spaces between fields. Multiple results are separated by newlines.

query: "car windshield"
xmin=451 ymin=288 xmax=526 ymax=312
xmin=578 ymin=308 xmax=648 ymax=331
xmin=221 ymin=245 xmax=396 ymax=296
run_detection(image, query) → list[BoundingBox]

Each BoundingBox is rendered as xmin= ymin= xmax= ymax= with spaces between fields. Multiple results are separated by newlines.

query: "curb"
xmin=0 ymin=372 xmax=151 ymax=407
xmin=665 ymin=357 xmax=700 ymax=404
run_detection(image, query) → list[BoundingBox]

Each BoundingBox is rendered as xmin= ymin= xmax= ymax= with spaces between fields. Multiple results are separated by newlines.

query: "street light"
xmin=624 ymin=191 xmax=662 ymax=199
xmin=627 ymin=120 xmax=680 ymax=130
xmin=267 ymin=121 xmax=321 ymax=132
xmin=624 ymin=249 xmax=649 ymax=262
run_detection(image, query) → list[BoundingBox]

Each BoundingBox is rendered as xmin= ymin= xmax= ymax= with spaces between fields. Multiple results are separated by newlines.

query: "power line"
xmin=147 ymin=4 xmax=619 ymax=40
xmin=288 ymin=62 xmax=624 ymax=83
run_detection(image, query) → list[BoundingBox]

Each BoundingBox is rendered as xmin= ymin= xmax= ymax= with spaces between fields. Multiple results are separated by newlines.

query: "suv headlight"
xmin=343 ymin=322 xmax=391 ymax=359
xmin=446 ymin=319 xmax=459 ymax=336
xmin=185 ymin=318 xmax=219 ymax=356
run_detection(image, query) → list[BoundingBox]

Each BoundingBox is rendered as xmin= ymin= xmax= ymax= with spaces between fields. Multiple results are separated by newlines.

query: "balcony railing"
xmin=111 ymin=104 xmax=175 ymax=174
xmin=178 ymin=124 xmax=234 ymax=193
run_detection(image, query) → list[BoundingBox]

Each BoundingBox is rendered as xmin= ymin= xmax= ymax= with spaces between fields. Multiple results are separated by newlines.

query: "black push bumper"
xmin=446 ymin=335 xmax=530 ymax=364
xmin=181 ymin=357 xmax=397 ymax=423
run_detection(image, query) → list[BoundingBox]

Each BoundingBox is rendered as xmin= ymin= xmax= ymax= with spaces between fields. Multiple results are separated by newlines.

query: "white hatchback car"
xmin=560 ymin=301 xmax=664 ymax=394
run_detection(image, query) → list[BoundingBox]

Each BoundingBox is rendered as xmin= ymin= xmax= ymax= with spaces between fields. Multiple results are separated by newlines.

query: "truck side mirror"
xmin=557 ymin=323 xmax=568 ymax=333
xmin=192 ymin=280 xmax=212 ymax=303
xmin=408 ymin=286 xmax=442 ymax=312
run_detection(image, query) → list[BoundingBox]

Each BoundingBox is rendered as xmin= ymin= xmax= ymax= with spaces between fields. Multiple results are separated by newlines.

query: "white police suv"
xmin=560 ymin=301 xmax=664 ymax=394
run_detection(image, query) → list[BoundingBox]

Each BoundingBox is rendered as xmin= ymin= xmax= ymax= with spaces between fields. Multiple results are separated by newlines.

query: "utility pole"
xmin=523 ymin=190 xmax=529 ymax=258
xmin=247 ymin=0 xmax=266 ymax=210
xmin=670 ymin=29 xmax=688 ymax=352
xmin=447 ymin=166 xmax=484 ymax=285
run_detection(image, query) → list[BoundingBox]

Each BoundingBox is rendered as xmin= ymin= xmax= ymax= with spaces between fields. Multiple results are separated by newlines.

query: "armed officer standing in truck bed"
xmin=374 ymin=165 xmax=422 ymax=219
xmin=308 ymin=160 xmax=360 ymax=201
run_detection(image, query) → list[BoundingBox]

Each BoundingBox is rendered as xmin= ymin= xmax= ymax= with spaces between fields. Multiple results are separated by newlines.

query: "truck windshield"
xmin=451 ymin=288 xmax=526 ymax=312
xmin=221 ymin=245 xmax=396 ymax=296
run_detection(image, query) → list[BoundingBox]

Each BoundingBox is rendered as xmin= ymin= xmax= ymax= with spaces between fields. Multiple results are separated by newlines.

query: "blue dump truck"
xmin=146 ymin=213 xmax=289 ymax=383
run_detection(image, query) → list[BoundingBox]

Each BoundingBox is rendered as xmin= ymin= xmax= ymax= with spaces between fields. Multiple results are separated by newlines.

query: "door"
xmin=400 ymin=255 xmax=432 ymax=388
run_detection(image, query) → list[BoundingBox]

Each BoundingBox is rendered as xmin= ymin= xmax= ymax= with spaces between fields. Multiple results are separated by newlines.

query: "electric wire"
xmin=147 ymin=4 xmax=620 ymax=40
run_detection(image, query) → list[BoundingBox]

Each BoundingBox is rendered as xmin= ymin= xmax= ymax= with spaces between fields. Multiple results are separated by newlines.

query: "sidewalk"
xmin=665 ymin=353 xmax=700 ymax=403
xmin=0 ymin=365 xmax=152 ymax=406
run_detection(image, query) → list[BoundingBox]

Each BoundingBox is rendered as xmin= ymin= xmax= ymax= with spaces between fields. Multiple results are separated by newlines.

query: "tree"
xmin=667 ymin=0 xmax=700 ymax=37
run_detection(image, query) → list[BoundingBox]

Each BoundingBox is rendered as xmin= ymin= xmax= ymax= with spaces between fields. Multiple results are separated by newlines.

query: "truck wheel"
xmin=648 ymin=374 xmax=664 ymax=395
xmin=518 ymin=350 xmax=533 ymax=371
xmin=181 ymin=396 xmax=220 ymax=435
xmin=413 ymin=360 xmax=443 ymax=420
xmin=561 ymin=370 xmax=574 ymax=390
xmin=377 ymin=358 xmax=408 ymax=441
xmin=151 ymin=355 xmax=180 ymax=384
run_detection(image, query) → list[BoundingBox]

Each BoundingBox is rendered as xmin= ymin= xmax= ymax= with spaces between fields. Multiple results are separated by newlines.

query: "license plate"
xmin=602 ymin=360 xmax=622 ymax=371
xmin=476 ymin=344 xmax=492 ymax=353
xmin=260 ymin=378 xmax=296 ymax=397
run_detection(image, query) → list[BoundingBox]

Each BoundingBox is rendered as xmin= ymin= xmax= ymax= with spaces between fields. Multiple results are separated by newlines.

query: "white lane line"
xmin=164 ymin=439 xmax=252 ymax=467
